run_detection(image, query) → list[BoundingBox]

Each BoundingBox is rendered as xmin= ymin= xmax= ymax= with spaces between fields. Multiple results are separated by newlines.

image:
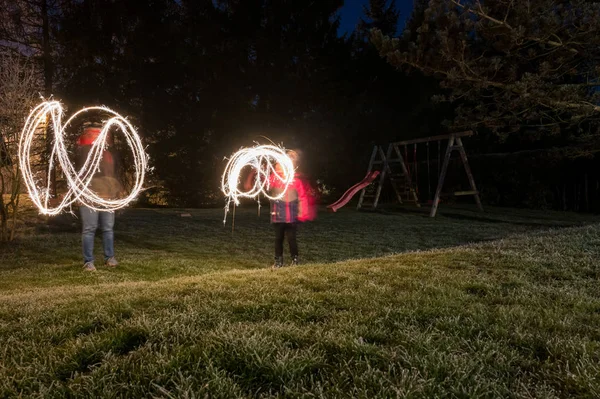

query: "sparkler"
xmin=19 ymin=101 xmax=148 ymax=215
xmin=221 ymin=144 xmax=295 ymax=224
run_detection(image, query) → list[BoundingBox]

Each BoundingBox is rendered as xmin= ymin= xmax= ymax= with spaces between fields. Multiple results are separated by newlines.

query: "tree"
xmin=0 ymin=0 xmax=64 ymax=195
xmin=56 ymin=0 xmax=202 ymax=204
xmin=358 ymin=0 xmax=400 ymax=38
xmin=343 ymin=0 xmax=446 ymax=154
xmin=0 ymin=53 xmax=42 ymax=240
xmin=371 ymin=0 xmax=600 ymax=138
xmin=158 ymin=0 xmax=351 ymax=204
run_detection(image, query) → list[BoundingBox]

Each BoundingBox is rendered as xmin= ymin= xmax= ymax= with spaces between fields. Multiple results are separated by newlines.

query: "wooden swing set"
xmin=357 ymin=131 xmax=483 ymax=217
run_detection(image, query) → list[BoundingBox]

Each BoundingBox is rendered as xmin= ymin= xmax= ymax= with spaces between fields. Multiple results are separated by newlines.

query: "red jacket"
xmin=268 ymin=173 xmax=310 ymax=223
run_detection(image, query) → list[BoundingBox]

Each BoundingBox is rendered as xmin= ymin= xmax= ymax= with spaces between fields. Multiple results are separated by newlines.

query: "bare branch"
xmin=0 ymin=52 xmax=42 ymax=240
xmin=449 ymin=0 xmax=580 ymax=54
xmin=503 ymin=0 xmax=514 ymax=23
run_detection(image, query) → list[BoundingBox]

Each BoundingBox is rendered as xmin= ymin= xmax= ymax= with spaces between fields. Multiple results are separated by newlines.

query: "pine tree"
xmin=358 ymin=0 xmax=400 ymax=38
xmin=372 ymin=0 xmax=600 ymax=140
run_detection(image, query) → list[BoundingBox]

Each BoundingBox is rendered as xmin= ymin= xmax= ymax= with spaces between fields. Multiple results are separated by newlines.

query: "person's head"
xmin=78 ymin=121 xmax=113 ymax=147
xmin=287 ymin=149 xmax=299 ymax=166
xmin=275 ymin=149 xmax=299 ymax=175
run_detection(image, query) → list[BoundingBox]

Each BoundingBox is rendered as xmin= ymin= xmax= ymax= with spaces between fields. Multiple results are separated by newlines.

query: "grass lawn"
xmin=1 ymin=204 xmax=599 ymax=397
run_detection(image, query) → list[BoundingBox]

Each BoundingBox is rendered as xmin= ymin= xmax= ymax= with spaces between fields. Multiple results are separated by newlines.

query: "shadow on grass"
xmin=377 ymin=204 xmax=593 ymax=228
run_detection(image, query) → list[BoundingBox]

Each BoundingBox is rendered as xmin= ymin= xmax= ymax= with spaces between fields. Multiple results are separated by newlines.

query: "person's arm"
xmin=295 ymin=176 xmax=309 ymax=222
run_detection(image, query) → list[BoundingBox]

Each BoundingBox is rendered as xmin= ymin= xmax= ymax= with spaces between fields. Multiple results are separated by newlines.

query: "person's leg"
xmin=79 ymin=206 xmax=98 ymax=268
xmin=273 ymin=223 xmax=285 ymax=267
xmin=286 ymin=223 xmax=299 ymax=265
xmin=99 ymin=211 xmax=116 ymax=265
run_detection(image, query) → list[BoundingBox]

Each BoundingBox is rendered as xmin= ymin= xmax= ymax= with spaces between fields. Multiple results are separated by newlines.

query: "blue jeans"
xmin=80 ymin=206 xmax=115 ymax=264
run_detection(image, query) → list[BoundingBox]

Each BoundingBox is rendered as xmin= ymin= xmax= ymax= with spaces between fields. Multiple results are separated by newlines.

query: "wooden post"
xmin=430 ymin=136 xmax=454 ymax=217
xmin=357 ymin=145 xmax=378 ymax=210
xmin=372 ymin=146 xmax=389 ymax=209
xmin=456 ymin=137 xmax=483 ymax=212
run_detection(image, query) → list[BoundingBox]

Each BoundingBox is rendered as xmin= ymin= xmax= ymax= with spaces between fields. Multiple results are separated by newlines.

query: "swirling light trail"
xmin=19 ymin=101 xmax=148 ymax=215
xmin=221 ymin=144 xmax=294 ymax=224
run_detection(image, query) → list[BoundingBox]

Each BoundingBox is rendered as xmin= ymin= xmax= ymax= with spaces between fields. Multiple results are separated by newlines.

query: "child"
xmin=269 ymin=150 xmax=312 ymax=268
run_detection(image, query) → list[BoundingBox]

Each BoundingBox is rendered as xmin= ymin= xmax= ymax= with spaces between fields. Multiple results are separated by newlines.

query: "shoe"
xmin=291 ymin=256 xmax=299 ymax=266
xmin=83 ymin=262 xmax=96 ymax=271
xmin=105 ymin=257 xmax=118 ymax=267
xmin=272 ymin=256 xmax=283 ymax=269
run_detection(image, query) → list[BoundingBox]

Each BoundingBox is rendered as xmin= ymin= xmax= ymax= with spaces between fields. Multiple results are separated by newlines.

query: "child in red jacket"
xmin=269 ymin=150 xmax=311 ymax=268
xmin=244 ymin=149 xmax=315 ymax=268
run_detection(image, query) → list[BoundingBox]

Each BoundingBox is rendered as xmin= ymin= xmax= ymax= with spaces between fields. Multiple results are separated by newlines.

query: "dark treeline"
xmin=1 ymin=0 xmax=599 ymax=211
xmin=2 ymin=0 xmax=439 ymax=206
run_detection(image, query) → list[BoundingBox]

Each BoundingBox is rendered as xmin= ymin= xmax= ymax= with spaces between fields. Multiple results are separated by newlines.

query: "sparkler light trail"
xmin=221 ymin=144 xmax=295 ymax=224
xmin=19 ymin=101 xmax=148 ymax=215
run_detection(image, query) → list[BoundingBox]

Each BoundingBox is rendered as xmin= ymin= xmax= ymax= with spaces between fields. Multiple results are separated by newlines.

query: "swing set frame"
xmin=357 ymin=131 xmax=483 ymax=217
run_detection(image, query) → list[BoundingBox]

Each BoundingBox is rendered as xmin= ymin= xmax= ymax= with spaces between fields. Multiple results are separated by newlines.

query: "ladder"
xmin=357 ymin=144 xmax=420 ymax=210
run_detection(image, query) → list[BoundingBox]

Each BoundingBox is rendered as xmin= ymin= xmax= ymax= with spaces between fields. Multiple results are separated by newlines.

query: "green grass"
xmin=1 ymin=205 xmax=599 ymax=397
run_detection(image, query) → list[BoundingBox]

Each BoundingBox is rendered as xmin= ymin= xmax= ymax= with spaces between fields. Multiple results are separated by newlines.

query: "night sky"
xmin=338 ymin=0 xmax=414 ymax=36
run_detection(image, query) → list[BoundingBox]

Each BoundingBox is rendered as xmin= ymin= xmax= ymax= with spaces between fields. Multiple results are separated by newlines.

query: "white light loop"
xmin=221 ymin=144 xmax=295 ymax=224
xmin=19 ymin=101 xmax=148 ymax=215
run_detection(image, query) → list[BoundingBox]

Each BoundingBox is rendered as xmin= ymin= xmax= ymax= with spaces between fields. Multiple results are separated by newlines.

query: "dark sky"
xmin=338 ymin=0 xmax=414 ymax=36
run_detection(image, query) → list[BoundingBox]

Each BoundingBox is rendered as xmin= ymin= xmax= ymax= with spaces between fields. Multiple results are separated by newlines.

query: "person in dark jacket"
xmin=76 ymin=122 xmax=123 ymax=271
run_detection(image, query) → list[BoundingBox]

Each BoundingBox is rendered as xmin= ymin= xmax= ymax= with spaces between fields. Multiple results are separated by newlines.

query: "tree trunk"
xmin=42 ymin=0 xmax=56 ymax=197
xmin=0 ymin=169 xmax=6 ymax=241
xmin=0 ymin=212 xmax=7 ymax=241
xmin=9 ymin=172 xmax=21 ymax=241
